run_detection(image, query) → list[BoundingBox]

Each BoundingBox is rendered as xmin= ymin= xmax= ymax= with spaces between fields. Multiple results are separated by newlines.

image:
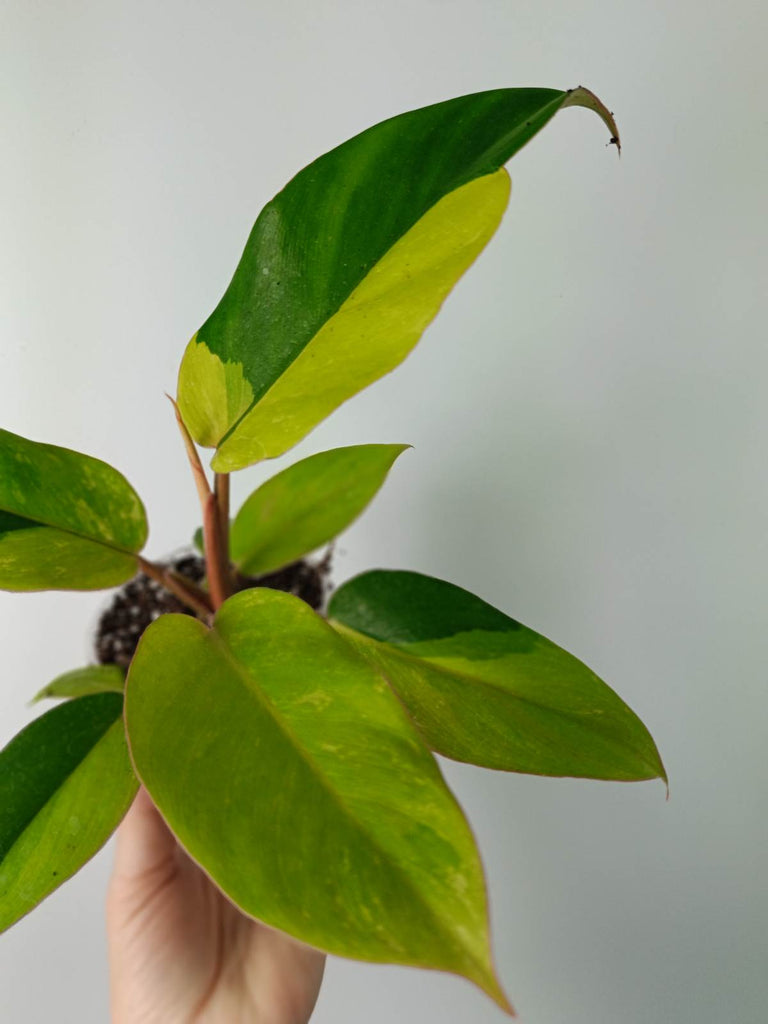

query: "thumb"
xmin=111 ymin=786 xmax=178 ymax=884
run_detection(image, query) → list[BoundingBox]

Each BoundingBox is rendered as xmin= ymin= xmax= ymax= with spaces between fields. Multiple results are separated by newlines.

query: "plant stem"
xmin=203 ymin=493 xmax=229 ymax=610
xmin=168 ymin=394 xmax=232 ymax=612
xmin=167 ymin=394 xmax=212 ymax=508
xmin=214 ymin=473 xmax=230 ymax=570
xmin=137 ymin=556 xmax=213 ymax=619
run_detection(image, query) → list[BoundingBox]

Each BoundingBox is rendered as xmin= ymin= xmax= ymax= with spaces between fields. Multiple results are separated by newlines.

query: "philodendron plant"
xmin=0 ymin=87 xmax=665 ymax=1013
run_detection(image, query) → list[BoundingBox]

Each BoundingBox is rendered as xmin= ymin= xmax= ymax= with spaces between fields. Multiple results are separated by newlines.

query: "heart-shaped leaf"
xmin=177 ymin=87 xmax=618 ymax=471
xmin=125 ymin=588 xmax=510 ymax=1010
xmin=0 ymin=429 xmax=147 ymax=591
xmin=329 ymin=570 xmax=666 ymax=784
xmin=0 ymin=694 xmax=137 ymax=932
xmin=32 ymin=664 xmax=125 ymax=703
xmin=230 ymin=444 xmax=408 ymax=575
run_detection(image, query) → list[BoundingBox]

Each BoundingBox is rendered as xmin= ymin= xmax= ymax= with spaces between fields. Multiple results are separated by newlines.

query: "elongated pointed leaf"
xmin=230 ymin=444 xmax=408 ymax=575
xmin=329 ymin=571 xmax=666 ymax=784
xmin=125 ymin=589 xmax=510 ymax=1010
xmin=0 ymin=429 xmax=147 ymax=591
xmin=177 ymin=87 xmax=618 ymax=471
xmin=0 ymin=694 xmax=137 ymax=932
xmin=32 ymin=664 xmax=125 ymax=703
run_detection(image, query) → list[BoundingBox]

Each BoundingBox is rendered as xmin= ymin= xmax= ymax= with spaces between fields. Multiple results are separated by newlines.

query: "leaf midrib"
xmin=217 ymin=92 xmax=568 ymax=450
xmin=236 ymin=450 xmax=403 ymax=573
xmin=207 ymin=627 xmax=488 ymax=971
xmin=332 ymin=624 xmax=664 ymax=780
xmin=0 ymin=502 xmax=140 ymax=558
xmin=0 ymin=716 xmax=121 ymax=868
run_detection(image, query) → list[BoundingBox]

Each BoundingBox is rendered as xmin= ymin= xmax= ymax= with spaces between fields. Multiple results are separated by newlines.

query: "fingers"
xmin=111 ymin=786 xmax=178 ymax=883
xmin=247 ymin=927 xmax=327 ymax=1022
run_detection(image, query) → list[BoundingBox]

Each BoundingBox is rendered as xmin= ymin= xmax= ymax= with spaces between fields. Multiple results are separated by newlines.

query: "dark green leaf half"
xmin=32 ymin=664 xmax=126 ymax=703
xmin=329 ymin=570 xmax=666 ymax=784
xmin=0 ymin=694 xmax=137 ymax=932
xmin=125 ymin=589 xmax=510 ymax=1010
xmin=0 ymin=429 xmax=147 ymax=591
xmin=177 ymin=87 xmax=618 ymax=471
xmin=230 ymin=444 xmax=408 ymax=575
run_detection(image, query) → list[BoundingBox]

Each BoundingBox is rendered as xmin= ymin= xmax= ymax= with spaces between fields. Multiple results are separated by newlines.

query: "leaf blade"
xmin=0 ymin=694 xmax=137 ymax=932
xmin=208 ymin=170 xmax=510 ymax=469
xmin=125 ymin=589 xmax=509 ymax=1008
xmin=177 ymin=87 xmax=618 ymax=470
xmin=329 ymin=570 xmax=666 ymax=784
xmin=230 ymin=444 xmax=408 ymax=575
xmin=0 ymin=524 xmax=140 ymax=592
xmin=0 ymin=430 xmax=147 ymax=591
xmin=32 ymin=664 xmax=126 ymax=703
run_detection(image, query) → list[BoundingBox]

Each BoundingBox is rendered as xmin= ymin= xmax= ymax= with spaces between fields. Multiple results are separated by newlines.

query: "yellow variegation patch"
xmin=211 ymin=170 xmax=510 ymax=470
xmin=177 ymin=334 xmax=254 ymax=448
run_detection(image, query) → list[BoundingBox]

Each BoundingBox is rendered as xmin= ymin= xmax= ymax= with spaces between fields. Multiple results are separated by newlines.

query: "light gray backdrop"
xmin=1 ymin=1 xmax=765 ymax=1021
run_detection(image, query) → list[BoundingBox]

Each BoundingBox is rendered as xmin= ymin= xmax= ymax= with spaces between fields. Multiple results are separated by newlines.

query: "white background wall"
xmin=1 ymin=1 xmax=766 ymax=1021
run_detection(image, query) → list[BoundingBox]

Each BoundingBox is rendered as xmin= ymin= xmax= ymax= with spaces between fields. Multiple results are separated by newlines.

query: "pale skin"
xmin=107 ymin=788 xmax=326 ymax=1024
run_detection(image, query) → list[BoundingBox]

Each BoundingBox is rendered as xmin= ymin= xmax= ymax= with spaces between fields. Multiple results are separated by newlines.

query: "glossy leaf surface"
xmin=177 ymin=87 xmax=618 ymax=471
xmin=32 ymin=664 xmax=126 ymax=703
xmin=0 ymin=694 xmax=137 ymax=932
xmin=0 ymin=429 xmax=147 ymax=591
xmin=125 ymin=589 xmax=509 ymax=1009
xmin=230 ymin=444 xmax=408 ymax=575
xmin=329 ymin=571 xmax=666 ymax=783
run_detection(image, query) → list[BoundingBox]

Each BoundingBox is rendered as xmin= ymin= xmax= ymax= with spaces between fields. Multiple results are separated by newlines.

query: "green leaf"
xmin=177 ymin=87 xmax=618 ymax=471
xmin=230 ymin=444 xmax=408 ymax=575
xmin=125 ymin=589 xmax=510 ymax=1010
xmin=329 ymin=570 xmax=666 ymax=785
xmin=32 ymin=664 xmax=126 ymax=703
xmin=0 ymin=429 xmax=148 ymax=591
xmin=0 ymin=694 xmax=137 ymax=932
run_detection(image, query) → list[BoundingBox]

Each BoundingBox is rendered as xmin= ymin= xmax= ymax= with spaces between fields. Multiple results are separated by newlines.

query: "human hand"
xmin=107 ymin=788 xmax=325 ymax=1024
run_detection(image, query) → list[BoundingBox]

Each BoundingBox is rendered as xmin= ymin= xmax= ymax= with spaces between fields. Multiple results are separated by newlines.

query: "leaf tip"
xmin=392 ymin=442 xmax=414 ymax=459
xmin=469 ymin=960 xmax=515 ymax=1016
xmin=562 ymin=86 xmax=621 ymax=156
xmin=648 ymin=740 xmax=668 ymax=795
xmin=456 ymin=930 xmax=514 ymax=1017
xmin=659 ymin=762 xmax=670 ymax=800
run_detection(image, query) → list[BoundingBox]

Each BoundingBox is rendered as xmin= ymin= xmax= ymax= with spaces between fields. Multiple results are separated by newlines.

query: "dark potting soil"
xmin=95 ymin=552 xmax=333 ymax=669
